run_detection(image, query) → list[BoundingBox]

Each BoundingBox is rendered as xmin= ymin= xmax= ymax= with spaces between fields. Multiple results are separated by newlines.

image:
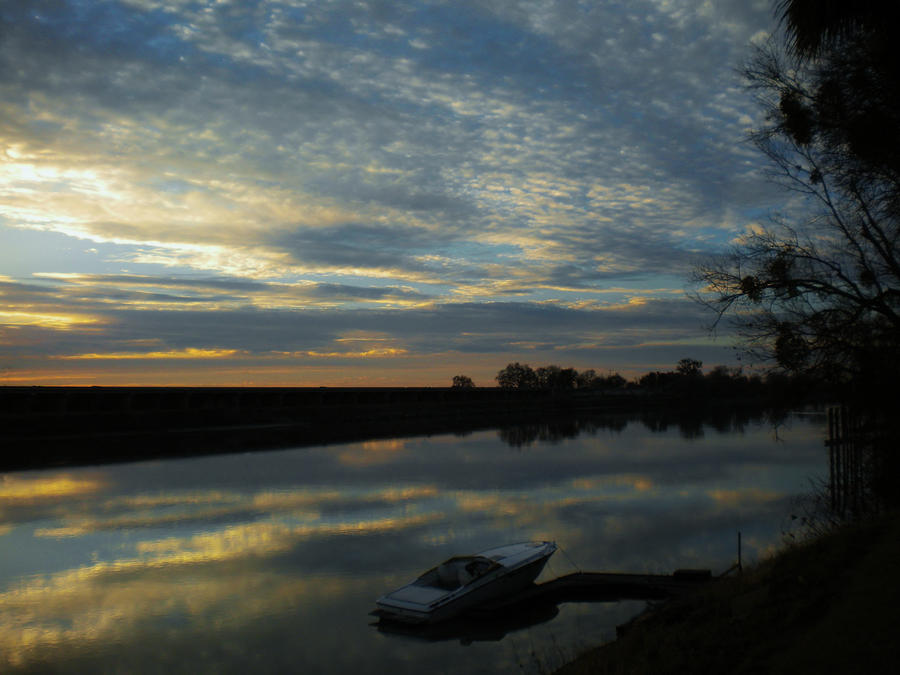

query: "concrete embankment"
xmin=555 ymin=513 xmax=900 ymax=674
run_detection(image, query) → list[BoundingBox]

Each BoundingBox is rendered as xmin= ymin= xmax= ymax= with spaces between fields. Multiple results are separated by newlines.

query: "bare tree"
xmin=694 ymin=10 xmax=900 ymax=388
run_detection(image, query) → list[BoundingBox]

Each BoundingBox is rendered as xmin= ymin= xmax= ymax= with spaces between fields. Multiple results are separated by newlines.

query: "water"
xmin=0 ymin=411 xmax=825 ymax=673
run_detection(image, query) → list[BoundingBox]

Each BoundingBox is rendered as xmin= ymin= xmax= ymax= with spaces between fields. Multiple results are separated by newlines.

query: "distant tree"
xmin=604 ymin=373 xmax=627 ymax=389
xmin=558 ymin=367 xmax=578 ymax=389
xmin=575 ymin=369 xmax=599 ymax=389
xmin=496 ymin=362 xmax=538 ymax=389
xmin=638 ymin=371 xmax=676 ymax=390
xmin=451 ymin=375 xmax=475 ymax=388
xmin=535 ymin=365 xmax=578 ymax=390
xmin=706 ymin=364 xmax=737 ymax=381
xmin=676 ymin=358 xmax=703 ymax=377
xmin=535 ymin=366 xmax=556 ymax=389
xmin=704 ymin=365 xmax=745 ymax=395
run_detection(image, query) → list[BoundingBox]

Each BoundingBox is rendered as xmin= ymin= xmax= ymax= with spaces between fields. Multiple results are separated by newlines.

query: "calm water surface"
xmin=1 ymin=412 xmax=825 ymax=673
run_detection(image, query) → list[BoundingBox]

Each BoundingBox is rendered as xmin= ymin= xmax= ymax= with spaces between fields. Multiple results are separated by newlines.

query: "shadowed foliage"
xmin=694 ymin=0 xmax=900 ymax=398
xmin=777 ymin=0 xmax=893 ymax=58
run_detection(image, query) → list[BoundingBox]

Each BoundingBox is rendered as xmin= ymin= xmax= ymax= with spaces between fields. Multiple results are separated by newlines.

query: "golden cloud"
xmin=0 ymin=310 xmax=100 ymax=329
xmin=0 ymin=475 xmax=105 ymax=504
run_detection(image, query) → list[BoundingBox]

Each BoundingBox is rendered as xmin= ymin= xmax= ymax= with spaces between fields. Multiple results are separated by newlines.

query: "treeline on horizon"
xmin=452 ymin=358 xmax=822 ymax=401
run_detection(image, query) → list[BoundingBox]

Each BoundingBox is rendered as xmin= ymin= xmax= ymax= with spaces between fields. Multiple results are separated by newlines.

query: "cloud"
xmin=0 ymin=0 xmax=787 ymax=382
xmin=2 ymin=265 xmax=737 ymax=386
xmin=272 ymin=221 xmax=462 ymax=275
xmin=2 ymin=271 xmax=713 ymax=354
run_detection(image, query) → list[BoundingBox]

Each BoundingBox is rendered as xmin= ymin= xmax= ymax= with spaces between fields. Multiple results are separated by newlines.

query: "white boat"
xmin=374 ymin=541 xmax=557 ymax=624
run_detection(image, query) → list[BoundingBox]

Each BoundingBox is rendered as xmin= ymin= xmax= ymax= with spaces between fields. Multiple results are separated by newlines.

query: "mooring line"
xmin=555 ymin=541 xmax=582 ymax=574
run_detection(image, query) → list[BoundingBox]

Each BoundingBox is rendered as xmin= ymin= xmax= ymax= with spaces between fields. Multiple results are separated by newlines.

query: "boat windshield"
xmin=415 ymin=556 xmax=499 ymax=590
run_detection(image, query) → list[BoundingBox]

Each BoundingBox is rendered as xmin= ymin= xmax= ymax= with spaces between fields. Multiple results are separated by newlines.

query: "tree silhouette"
xmin=694 ymin=1 xmax=900 ymax=388
xmin=535 ymin=365 xmax=577 ymax=390
xmin=676 ymin=358 xmax=703 ymax=377
xmin=575 ymin=369 xmax=599 ymax=389
xmin=777 ymin=0 xmax=893 ymax=59
xmin=496 ymin=362 xmax=538 ymax=389
xmin=451 ymin=375 xmax=475 ymax=388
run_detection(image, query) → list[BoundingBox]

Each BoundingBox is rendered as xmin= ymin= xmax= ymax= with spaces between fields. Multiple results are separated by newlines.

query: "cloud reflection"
xmin=1 ymin=493 xmax=442 ymax=669
xmin=0 ymin=562 xmax=365 ymax=670
xmin=337 ymin=439 xmax=410 ymax=467
xmin=32 ymin=483 xmax=442 ymax=538
xmin=0 ymin=415 xmax=825 ymax=671
xmin=708 ymin=487 xmax=781 ymax=508
xmin=0 ymin=475 xmax=105 ymax=503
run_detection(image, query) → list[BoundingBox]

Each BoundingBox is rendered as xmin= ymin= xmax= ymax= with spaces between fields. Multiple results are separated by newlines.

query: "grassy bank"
xmin=556 ymin=513 xmax=900 ymax=674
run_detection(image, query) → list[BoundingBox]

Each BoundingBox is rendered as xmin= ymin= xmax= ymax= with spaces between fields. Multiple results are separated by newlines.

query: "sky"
xmin=0 ymin=0 xmax=786 ymax=386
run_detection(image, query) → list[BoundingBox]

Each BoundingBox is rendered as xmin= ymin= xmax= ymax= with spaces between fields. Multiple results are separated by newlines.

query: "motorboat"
xmin=373 ymin=541 xmax=557 ymax=624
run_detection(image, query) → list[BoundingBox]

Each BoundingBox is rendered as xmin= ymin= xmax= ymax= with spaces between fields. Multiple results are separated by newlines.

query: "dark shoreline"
xmin=554 ymin=512 xmax=900 ymax=674
xmin=0 ymin=386 xmax=789 ymax=471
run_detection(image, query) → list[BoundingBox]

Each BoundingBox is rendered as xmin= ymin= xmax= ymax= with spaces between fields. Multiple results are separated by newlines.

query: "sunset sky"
xmin=0 ymin=0 xmax=788 ymax=386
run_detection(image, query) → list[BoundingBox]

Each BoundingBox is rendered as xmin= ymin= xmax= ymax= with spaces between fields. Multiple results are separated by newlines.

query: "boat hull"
xmin=375 ymin=541 xmax=556 ymax=624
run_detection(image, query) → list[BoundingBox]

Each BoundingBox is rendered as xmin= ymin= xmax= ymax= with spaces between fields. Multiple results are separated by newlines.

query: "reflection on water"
xmin=0 ymin=411 xmax=824 ymax=673
xmin=375 ymin=601 xmax=562 ymax=645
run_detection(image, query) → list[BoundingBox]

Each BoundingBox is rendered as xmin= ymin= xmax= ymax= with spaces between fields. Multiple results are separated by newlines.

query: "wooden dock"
xmin=373 ymin=570 xmax=712 ymax=643
xmin=476 ymin=569 xmax=712 ymax=612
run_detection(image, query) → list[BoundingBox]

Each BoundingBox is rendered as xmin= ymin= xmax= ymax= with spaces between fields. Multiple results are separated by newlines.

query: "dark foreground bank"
xmin=0 ymin=386 xmax=565 ymax=469
xmin=0 ymin=386 xmax=782 ymax=470
xmin=555 ymin=514 xmax=900 ymax=674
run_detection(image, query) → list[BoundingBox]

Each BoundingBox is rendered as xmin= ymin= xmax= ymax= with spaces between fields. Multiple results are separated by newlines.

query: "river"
xmin=0 ymin=410 xmax=825 ymax=673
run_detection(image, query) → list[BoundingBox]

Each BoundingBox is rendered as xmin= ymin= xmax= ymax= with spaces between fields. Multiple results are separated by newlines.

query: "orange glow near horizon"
xmin=56 ymin=347 xmax=240 ymax=360
xmin=0 ymin=350 xmax=515 ymax=387
xmin=0 ymin=357 xmax=656 ymax=388
xmin=0 ymin=342 xmax=692 ymax=388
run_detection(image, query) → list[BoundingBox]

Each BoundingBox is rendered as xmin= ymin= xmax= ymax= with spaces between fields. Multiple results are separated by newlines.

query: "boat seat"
xmin=437 ymin=562 xmax=462 ymax=589
xmin=457 ymin=566 xmax=474 ymax=586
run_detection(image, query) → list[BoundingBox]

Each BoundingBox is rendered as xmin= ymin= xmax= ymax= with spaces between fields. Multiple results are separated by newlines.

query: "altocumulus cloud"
xmin=0 ymin=0 xmax=784 ymax=384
